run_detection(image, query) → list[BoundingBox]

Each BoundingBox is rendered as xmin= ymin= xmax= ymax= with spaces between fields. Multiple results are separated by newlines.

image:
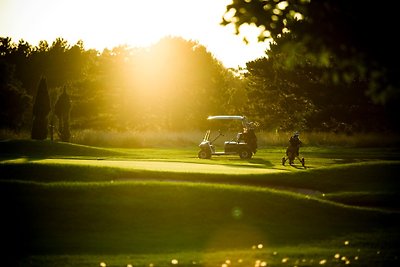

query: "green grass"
xmin=2 ymin=181 xmax=399 ymax=262
xmin=0 ymin=139 xmax=399 ymax=266
xmin=16 ymin=244 xmax=400 ymax=267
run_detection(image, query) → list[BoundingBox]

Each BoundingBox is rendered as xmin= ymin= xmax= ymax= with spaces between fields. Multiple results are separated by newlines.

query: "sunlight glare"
xmin=0 ymin=0 xmax=269 ymax=68
xmin=277 ymin=1 xmax=289 ymax=10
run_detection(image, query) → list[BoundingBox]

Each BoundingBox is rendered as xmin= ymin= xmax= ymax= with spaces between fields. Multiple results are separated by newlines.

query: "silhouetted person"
xmin=238 ymin=123 xmax=257 ymax=154
xmin=282 ymin=131 xmax=305 ymax=166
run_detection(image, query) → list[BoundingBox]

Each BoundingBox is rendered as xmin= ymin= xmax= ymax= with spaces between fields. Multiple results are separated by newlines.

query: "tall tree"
xmin=0 ymin=59 xmax=32 ymax=130
xmin=54 ymin=86 xmax=71 ymax=141
xmin=31 ymin=76 xmax=50 ymax=140
xmin=0 ymin=36 xmax=246 ymax=131
xmin=89 ymin=37 xmax=241 ymax=130
xmin=245 ymin=48 xmax=387 ymax=132
xmin=222 ymin=0 xmax=400 ymax=130
xmin=245 ymin=56 xmax=316 ymax=131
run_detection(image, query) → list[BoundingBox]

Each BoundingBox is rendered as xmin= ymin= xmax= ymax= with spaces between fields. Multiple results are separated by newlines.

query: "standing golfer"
xmin=282 ymin=132 xmax=305 ymax=166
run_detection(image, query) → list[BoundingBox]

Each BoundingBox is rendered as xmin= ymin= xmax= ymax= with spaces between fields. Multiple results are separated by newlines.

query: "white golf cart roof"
xmin=207 ymin=115 xmax=249 ymax=127
xmin=207 ymin=115 xmax=246 ymax=121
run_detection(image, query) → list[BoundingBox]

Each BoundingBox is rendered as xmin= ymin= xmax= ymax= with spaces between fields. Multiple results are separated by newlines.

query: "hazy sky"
xmin=0 ymin=0 xmax=269 ymax=68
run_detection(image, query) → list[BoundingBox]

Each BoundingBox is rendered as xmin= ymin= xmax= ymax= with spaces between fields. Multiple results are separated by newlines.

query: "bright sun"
xmin=0 ymin=0 xmax=269 ymax=68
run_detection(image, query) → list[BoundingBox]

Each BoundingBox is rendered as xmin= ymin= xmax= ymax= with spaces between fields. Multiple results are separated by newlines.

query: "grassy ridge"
xmin=1 ymin=140 xmax=400 ymax=266
xmin=0 ymin=139 xmax=123 ymax=158
xmin=1 ymin=159 xmax=399 ymax=210
xmin=2 ymin=180 xmax=399 ymax=255
xmin=1 ymin=159 xmax=400 ymax=190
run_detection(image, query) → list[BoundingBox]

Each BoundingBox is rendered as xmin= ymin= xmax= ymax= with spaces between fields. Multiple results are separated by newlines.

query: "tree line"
xmin=222 ymin=0 xmax=400 ymax=133
xmin=0 ymin=34 xmax=397 ymax=138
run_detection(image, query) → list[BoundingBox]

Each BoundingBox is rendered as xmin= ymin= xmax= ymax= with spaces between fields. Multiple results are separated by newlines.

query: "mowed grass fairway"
xmin=1 ymin=140 xmax=400 ymax=266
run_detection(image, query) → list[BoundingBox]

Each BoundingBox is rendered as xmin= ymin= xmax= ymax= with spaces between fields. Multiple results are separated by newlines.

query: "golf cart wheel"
xmin=239 ymin=148 xmax=252 ymax=159
xmin=198 ymin=149 xmax=211 ymax=159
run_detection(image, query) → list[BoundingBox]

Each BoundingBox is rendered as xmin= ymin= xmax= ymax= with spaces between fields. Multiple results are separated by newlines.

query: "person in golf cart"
xmin=237 ymin=122 xmax=258 ymax=154
xmin=282 ymin=131 xmax=305 ymax=166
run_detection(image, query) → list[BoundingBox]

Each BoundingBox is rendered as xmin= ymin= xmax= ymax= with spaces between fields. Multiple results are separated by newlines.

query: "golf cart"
xmin=198 ymin=115 xmax=258 ymax=159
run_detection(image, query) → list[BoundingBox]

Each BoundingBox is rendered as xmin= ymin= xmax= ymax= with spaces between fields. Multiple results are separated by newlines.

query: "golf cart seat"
xmin=224 ymin=141 xmax=238 ymax=148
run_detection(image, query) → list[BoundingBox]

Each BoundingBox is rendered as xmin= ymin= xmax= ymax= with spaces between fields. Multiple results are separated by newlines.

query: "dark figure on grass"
xmin=282 ymin=132 xmax=305 ymax=167
xmin=245 ymin=126 xmax=257 ymax=154
xmin=238 ymin=122 xmax=258 ymax=154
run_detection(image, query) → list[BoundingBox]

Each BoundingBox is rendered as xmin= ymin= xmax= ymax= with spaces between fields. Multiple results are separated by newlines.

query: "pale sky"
xmin=0 ymin=0 xmax=269 ymax=68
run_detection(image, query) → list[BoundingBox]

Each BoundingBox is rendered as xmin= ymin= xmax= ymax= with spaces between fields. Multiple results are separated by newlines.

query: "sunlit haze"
xmin=0 ymin=0 xmax=269 ymax=68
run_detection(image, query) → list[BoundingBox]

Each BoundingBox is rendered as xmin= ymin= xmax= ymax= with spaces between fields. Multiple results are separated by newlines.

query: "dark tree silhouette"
xmin=31 ymin=76 xmax=50 ymax=140
xmin=2 ymin=33 xmax=394 ymax=132
xmin=223 ymin=0 xmax=400 ymax=131
xmin=54 ymin=86 xmax=71 ymax=142
xmin=0 ymin=59 xmax=32 ymax=129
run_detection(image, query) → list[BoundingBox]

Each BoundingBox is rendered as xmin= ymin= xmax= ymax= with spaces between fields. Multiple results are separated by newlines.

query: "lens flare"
xmin=231 ymin=207 xmax=243 ymax=219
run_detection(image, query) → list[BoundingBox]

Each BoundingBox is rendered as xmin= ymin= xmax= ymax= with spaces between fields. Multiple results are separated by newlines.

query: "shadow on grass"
xmin=0 ymin=139 xmax=122 ymax=160
xmin=332 ymin=158 xmax=371 ymax=164
xmin=226 ymin=157 xmax=275 ymax=168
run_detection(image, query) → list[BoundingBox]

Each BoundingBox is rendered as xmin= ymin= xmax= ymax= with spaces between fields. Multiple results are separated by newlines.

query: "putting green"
xmin=3 ymin=158 xmax=286 ymax=175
